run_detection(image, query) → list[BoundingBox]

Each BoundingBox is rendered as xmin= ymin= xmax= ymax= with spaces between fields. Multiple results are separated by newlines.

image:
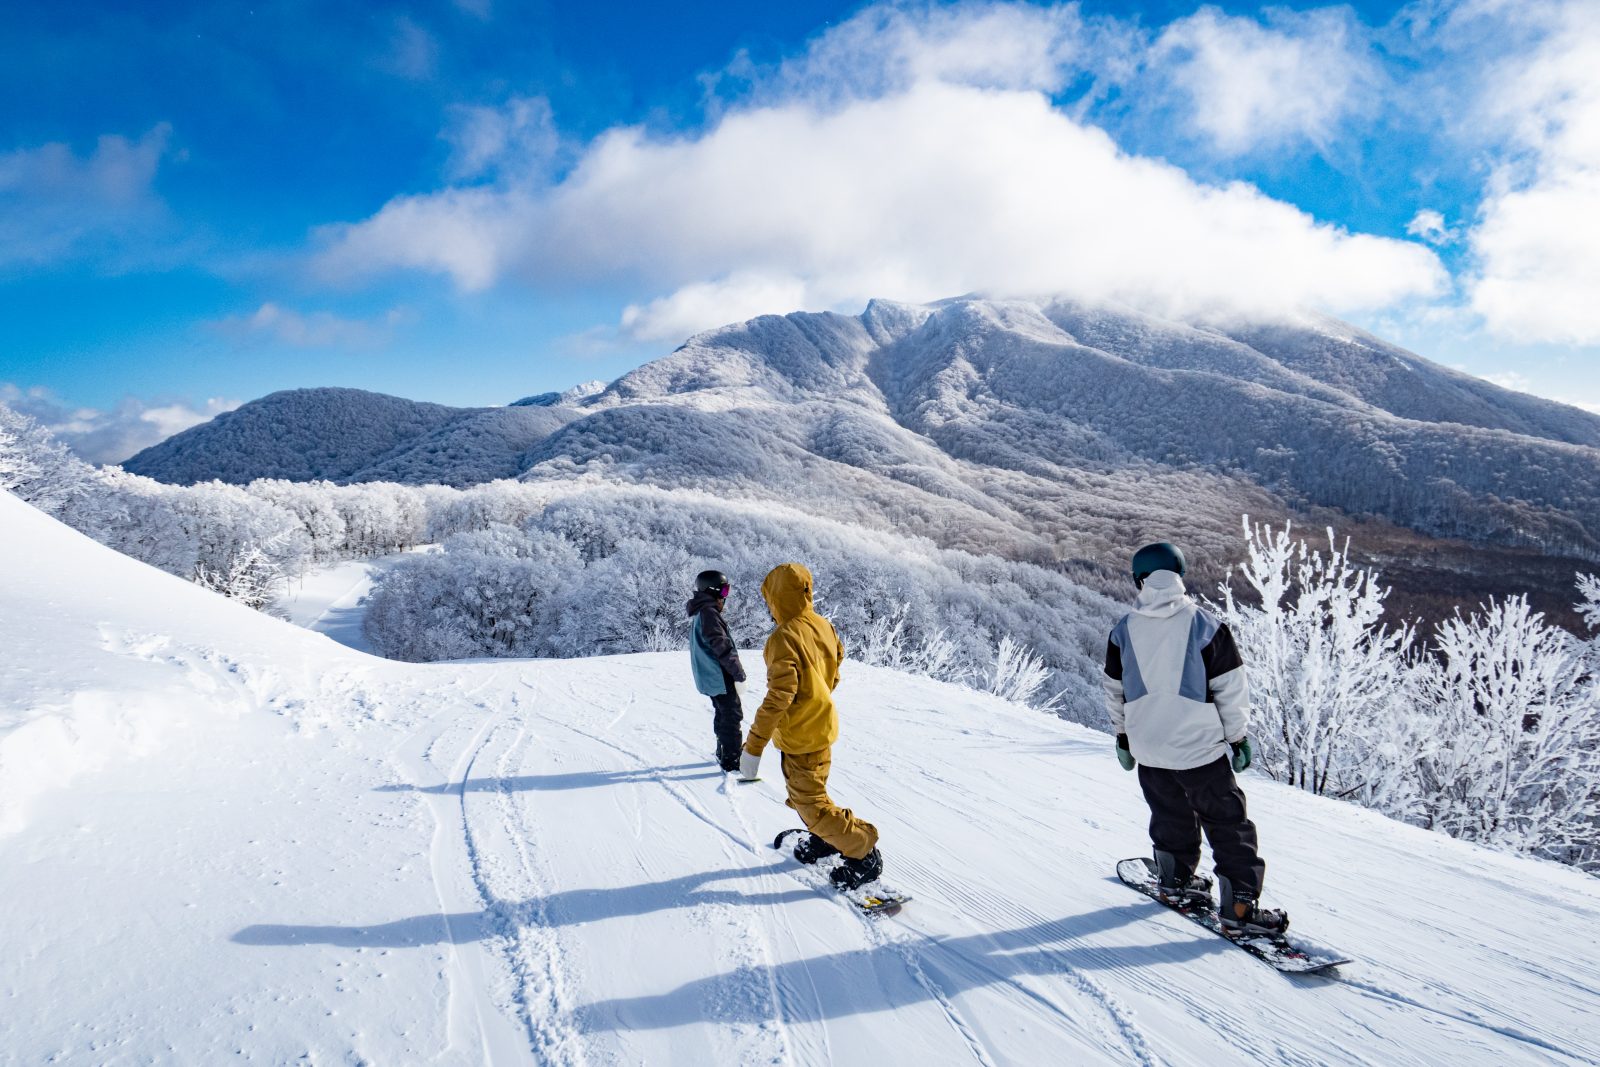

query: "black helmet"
xmin=695 ymin=569 xmax=731 ymax=597
xmin=1131 ymin=542 xmax=1186 ymax=588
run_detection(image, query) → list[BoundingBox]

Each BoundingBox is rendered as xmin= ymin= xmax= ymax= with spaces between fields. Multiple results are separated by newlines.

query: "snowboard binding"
xmin=1217 ymin=874 xmax=1290 ymax=936
xmin=1153 ymin=850 xmax=1213 ymax=907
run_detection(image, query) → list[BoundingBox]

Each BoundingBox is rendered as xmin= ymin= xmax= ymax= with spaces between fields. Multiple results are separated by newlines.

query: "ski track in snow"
xmin=547 ymin=685 xmax=796 ymax=1066
xmin=477 ymin=692 xmax=591 ymax=1066
xmin=559 ymin=674 xmax=978 ymax=1066
xmin=368 ymin=660 xmax=1600 ymax=1067
xmin=558 ymin=677 xmax=1118 ymax=1067
xmin=396 ymin=696 xmax=540 ymax=1065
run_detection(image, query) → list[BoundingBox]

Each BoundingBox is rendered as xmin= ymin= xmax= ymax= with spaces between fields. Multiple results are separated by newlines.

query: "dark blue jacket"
xmin=687 ymin=590 xmax=745 ymax=696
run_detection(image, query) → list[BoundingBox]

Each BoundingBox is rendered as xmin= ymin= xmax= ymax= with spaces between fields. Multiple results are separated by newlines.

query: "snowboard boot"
xmin=829 ymin=848 xmax=883 ymax=891
xmin=1153 ymin=850 xmax=1212 ymax=906
xmin=1217 ymin=875 xmax=1289 ymax=936
xmin=773 ymin=829 xmax=841 ymax=865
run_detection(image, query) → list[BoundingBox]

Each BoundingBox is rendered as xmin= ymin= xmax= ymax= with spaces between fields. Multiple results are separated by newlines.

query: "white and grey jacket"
xmin=1102 ymin=571 xmax=1249 ymax=771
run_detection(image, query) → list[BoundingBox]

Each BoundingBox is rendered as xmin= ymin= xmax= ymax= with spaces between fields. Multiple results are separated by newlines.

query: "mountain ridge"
xmin=121 ymin=296 xmax=1600 ymax=622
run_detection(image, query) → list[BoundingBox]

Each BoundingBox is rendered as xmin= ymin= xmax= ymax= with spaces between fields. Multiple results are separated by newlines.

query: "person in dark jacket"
xmin=688 ymin=569 xmax=748 ymax=772
xmin=1104 ymin=541 xmax=1288 ymax=936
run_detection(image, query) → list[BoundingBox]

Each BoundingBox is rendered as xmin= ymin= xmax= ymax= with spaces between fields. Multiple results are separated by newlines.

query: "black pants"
xmin=1138 ymin=756 xmax=1265 ymax=899
xmin=711 ymin=669 xmax=744 ymax=769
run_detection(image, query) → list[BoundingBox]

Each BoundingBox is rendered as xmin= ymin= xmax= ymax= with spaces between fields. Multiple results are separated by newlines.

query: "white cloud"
xmin=378 ymin=16 xmax=437 ymax=81
xmin=1478 ymin=369 xmax=1531 ymax=392
xmin=1465 ymin=0 xmax=1600 ymax=344
xmin=1406 ymin=209 xmax=1456 ymax=245
xmin=210 ymin=303 xmax=414 ymax=349
xmin=316 ymin=57 xmax=1444 ymax=339
xmin=1151 ymin=6 xmax=1380 ymax=156
xmin=0 ymin=384 xmax=237 ymax=465
xmin=0 ymin=125 xmax=173 ymax=270
xmin=621 ymin=274 xmax=811 ymax=341
xmin=442 ymin=96 xmax=558 ymax=183
xmin=760 ymin=1 xmax=1122 ymax=101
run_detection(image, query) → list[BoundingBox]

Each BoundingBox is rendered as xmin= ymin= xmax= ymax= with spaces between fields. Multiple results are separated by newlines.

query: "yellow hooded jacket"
xmin=745 ymin=563 xmax=845 ymax=757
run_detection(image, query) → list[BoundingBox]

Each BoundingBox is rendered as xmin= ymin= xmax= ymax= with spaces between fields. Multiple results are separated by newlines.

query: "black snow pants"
xmin=1138 ymin=756 xmax=1266 ymax=899
xmin=711 ymin=669 xmax=744 ymax=770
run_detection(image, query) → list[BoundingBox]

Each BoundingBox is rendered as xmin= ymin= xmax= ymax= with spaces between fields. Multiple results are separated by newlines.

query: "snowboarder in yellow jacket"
xmin=740 ymin=562 xmax=883 ymax=889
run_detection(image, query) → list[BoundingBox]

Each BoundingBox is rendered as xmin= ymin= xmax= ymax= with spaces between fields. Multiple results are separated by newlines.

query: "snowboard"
xmin=773 ymin=830 xmax=910 ymax=916
xmin=1116 ymin=857 xmax=1349 ymax=974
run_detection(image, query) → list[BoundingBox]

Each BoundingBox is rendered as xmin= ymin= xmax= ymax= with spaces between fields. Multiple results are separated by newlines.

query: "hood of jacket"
xmin=686 ymin=589 xmax=724 ymax=618
xmin=761 ymin=563 xmax=813 ymax=625
xmin=1132 ymin=569 xmax=1192 ymax=619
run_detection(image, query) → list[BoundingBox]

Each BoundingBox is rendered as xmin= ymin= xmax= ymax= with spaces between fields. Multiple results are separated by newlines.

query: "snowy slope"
xmin=3 ymin=492 xmax=1599 ymax=1065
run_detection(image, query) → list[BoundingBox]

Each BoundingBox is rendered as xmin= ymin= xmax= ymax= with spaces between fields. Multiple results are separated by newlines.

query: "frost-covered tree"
xmin=0 ymin=402 xmax=92 ymax=513
xmin=0 ymin=411 xmax=38 ymax=491
xmin=58 ymin=469 xmax=199 ymax=577
xmin=855 ymin=601 xmax=963 ymax=682
xmin=194 ymin=538 xmax=289 ymax=613
xmin=357 ymin=483 xmax=1116 ymax=714
xmin=1414 ymin=596 xmax=1600 ymax=864
xmin=428 ymin=480 xmax=550 ymax=541
xmin=555 ymin=540 xmax=696 ymax=655
xmin=987 ymin=635 xmax=1056 ymax=710
xmin=247 ymin=480 xmax=349 ymax=561
xmin=167 ymin=481 xmax=313 ymax=588
xmin=1215 ymin=519 xmax=1417 ymax=811
xmin=1576 ymin=573 xmax=1600 ymax=635
xmin=363 ymin=526 xmax=580 ymax=662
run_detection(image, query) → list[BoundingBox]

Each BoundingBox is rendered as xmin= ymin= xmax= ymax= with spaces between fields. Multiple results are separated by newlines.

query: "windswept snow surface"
xmin=3 ymin=492 xmax=1600 ymax=1065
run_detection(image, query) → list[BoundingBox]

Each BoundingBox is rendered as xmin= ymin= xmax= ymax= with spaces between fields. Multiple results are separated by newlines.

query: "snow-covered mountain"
xmin=5 ymin=488 xmax=1600 ymax=1064
xmin=123 ymin=296 xmax=1600 ymax=617
xmin=121 ymin=385 xmax=588 ymax=486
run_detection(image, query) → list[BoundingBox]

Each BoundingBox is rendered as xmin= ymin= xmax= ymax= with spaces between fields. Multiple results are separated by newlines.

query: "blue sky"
xmin=3 ymin=0 xmax=1597 ymax=461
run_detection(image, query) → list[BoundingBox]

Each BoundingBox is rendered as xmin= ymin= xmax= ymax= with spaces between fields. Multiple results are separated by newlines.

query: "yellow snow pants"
xmin=780 ymin=747 xmax=879 ymax=859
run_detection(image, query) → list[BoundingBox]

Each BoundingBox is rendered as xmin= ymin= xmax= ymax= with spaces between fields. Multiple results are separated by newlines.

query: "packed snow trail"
xmin=4 ymin=495 xmax=1600 ymax=1065
xmin=276 ymin=553 xmax=414 ymax=653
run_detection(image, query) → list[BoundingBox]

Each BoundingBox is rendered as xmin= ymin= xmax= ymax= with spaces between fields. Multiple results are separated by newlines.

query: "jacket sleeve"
xmin=830 ymin=628 xmax=845 ymax=691
xmin=1102 ymin=635 xmax=1127 ymax=733
xmin=1202 ymin=623 xmax=1250 ymax=743
xmin=746 ymin=630 xmax=800 ymax=756
xmin=701 ymin=610 xmax=746 ymax=682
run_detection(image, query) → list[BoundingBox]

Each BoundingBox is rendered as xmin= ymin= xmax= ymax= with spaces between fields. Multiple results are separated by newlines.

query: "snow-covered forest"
xmin=1218 ymin=520 xmax=1600 ymax=871
xmin=6 ymin=397 xmax=1599 ymax=874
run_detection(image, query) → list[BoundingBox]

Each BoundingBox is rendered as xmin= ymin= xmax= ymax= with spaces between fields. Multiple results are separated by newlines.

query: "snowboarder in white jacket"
xmin=1104 ymin=542 xmax=1288 ymax=936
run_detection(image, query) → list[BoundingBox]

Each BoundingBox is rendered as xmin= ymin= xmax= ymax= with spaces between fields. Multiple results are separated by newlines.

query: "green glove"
xmin=1116 ymin=733 xmax=1135 ymax=771
xmin=1230 ymin=737 xmax=1253 ymax=773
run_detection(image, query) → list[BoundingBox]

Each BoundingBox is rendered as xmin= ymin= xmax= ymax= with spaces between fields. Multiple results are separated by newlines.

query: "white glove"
xmin=739 ymin=747 xmax=762 ymax=781
xmin=733 ymin=681 xmax=747 ymax=703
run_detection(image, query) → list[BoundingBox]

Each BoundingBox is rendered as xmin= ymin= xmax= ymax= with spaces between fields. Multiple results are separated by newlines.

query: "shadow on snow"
xmin=232 ymin=861 xmax=812 ymax=948
xmin=567 ymin=904 xmax=1227 ymax=1033
xmin=374 ymin=762 xmax=722 ymax=794
xmin=235 ymin=874 xmax=1227 ymax=1031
